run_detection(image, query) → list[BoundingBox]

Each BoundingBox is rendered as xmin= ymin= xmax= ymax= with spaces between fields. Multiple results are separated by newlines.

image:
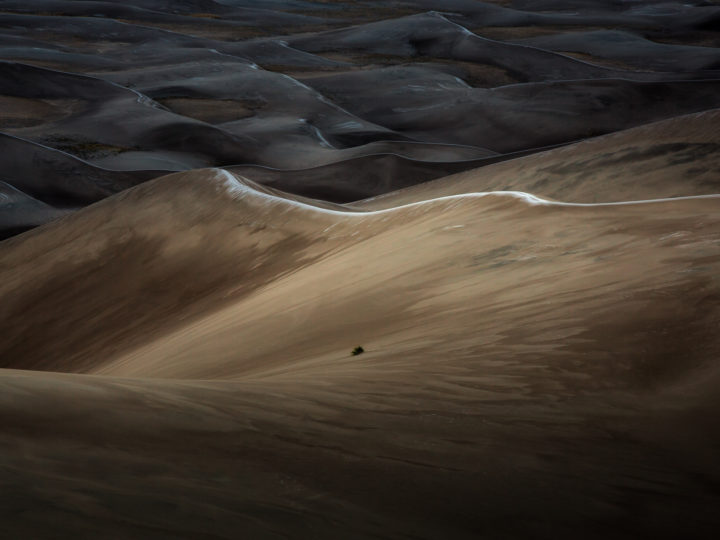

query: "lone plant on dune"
xmin=351 ymin=346 xmax=365 ymax=356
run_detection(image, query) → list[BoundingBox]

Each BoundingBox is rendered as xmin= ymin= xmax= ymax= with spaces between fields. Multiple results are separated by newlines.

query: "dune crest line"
xmin=215 ymin=169 xmax=720 ymax=215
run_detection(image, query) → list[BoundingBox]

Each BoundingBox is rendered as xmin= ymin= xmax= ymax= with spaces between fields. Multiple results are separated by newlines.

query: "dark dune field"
xmin=2 ymin=0 xmax=719 ymax=237
xmin=1 ymin=1 xmax=720 ymax=539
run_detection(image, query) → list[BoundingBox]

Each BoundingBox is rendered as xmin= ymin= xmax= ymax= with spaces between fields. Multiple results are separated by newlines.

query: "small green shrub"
xmin=351 ymin=346 xmax=364 ymax=356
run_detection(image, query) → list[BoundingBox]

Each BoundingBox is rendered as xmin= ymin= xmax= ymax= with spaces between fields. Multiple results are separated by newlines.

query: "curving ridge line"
xmin=215 ymin=169 xmax=720 ymax=216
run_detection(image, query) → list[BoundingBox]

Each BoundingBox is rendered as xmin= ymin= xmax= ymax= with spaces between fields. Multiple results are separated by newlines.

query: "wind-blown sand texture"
xmin=1 ymin=1 xmax=720 ymax=539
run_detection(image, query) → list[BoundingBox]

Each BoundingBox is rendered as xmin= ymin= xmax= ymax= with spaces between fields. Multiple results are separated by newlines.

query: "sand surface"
xmin=2 ymin=149 xmax=720 ymax=537
xmin=2 ymin=1 xmax=720 ymax=538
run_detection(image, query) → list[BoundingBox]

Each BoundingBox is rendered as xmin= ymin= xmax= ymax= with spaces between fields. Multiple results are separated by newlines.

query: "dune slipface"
xmin=1 ymin=1 xmax=720 ymax=539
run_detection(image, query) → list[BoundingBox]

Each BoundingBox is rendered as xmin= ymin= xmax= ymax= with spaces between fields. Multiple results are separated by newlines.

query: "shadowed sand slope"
xmin=512 ymin=29 xmax=720 ymax=72
xmin=1 ymin=364 xmax=719 ymax=540
xmin=0 ymin=170 xmax=347 ymax=373
xmin=0 ymin=181 xmax=70 ymax=240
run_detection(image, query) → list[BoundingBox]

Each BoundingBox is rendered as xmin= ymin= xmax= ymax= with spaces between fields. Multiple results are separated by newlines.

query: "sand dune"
xmin=2 ymin=141 xmax=720 ymax=375
xmin=0 ymin=181 xmax=70 ymax=240
xmin=412 ymin=0 xmax=720 ymax=34
xmin=513 ymin=30 xmax=720 ymax=72
xmin=2 ymin=2 xmax=720 ymax=538
xmin=0 ymin=133 xmax=165 ymax=203
xmin=289 ymin=12 xmax=651 ymax=82
xmin=1 ymin=1 xmax=718 ymax=239
xmin=0 ymin=132 xmax=164 ymax=235
xmin=2 ymin=151 xmax=720 ymax=536
xmin=353 ymin=109 xmax=720 ymax=208
xmin=5 ymin=165 xmax=718 ymax=379
xmin=297 ymin=69 xmax=720 ymax=150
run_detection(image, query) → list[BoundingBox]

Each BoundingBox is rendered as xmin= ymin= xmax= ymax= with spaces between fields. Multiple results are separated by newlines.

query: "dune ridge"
xmin=220 ymin=169 xmax=720 ymax=214
xmin=3 ymin=153 xmax=720 ymax=380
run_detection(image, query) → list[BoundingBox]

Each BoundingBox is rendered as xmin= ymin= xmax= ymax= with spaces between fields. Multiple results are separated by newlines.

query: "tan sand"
xmin=1 ymin=114 xmax=719 ymax=538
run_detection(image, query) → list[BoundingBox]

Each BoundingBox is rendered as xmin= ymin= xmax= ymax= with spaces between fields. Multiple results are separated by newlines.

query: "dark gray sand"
xmin=1 ymin=0 xmax=719 ymax=237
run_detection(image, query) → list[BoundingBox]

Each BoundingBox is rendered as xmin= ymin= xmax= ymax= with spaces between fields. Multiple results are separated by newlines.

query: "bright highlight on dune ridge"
xmin=217 ymin=168 xmax=720 ymax=212
xmin=1 ymin=1 xmax=720 ymax=539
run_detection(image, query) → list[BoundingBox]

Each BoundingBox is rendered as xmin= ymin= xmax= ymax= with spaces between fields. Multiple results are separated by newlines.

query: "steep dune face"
xmin=98 ymin=183 xmax=720 ymax=383
xmin=2 ymin=108 xmax=720 ymax=380
xmin=2 ymin=162 xmax=719 ymax=384
xmin=0 ymin=170 xmax=347 ymax=373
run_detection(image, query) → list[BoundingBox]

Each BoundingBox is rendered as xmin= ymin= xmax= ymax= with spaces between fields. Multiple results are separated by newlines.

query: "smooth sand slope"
xmin=1 ymin=110 xmax=720 ymax=537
